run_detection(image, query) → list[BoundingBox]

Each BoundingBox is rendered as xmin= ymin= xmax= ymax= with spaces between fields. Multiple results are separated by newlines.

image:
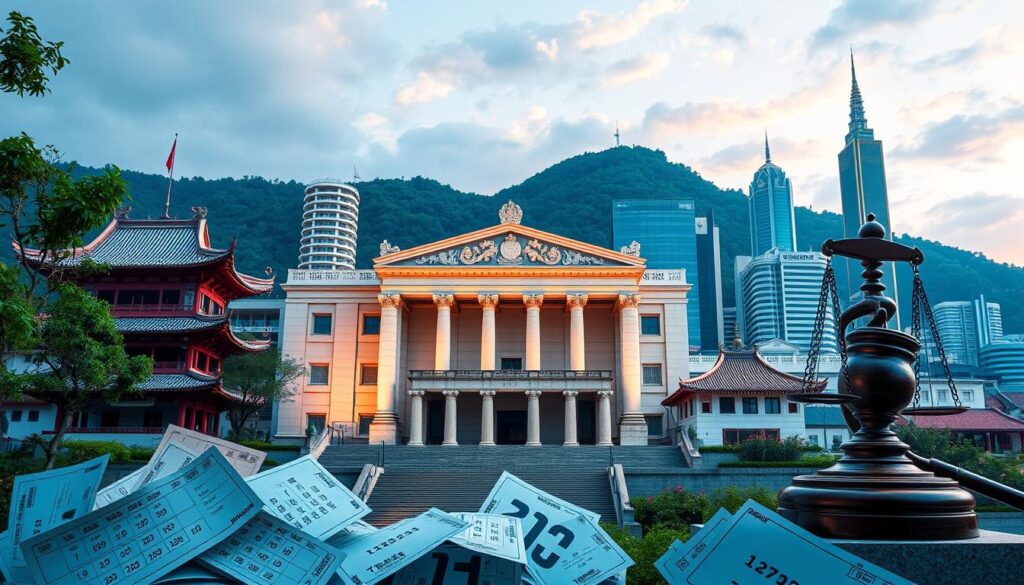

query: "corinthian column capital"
xmin=523 ymin=294 xmax=544 ymax=309
xmin=378 ymin=293 xmax=402 ymax=309
xmin=432 ymin=293 xmax=455 ymax=308
xmin=478 ymin=293 xmax=499 ymax=309
xmin=566 ymin=293 xmax=589 ymax=311
xmin=617 ymin=293 xmax=641 ymax=309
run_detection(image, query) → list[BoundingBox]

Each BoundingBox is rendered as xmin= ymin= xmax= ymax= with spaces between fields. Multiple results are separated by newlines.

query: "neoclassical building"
xmin=277 ymin=202 xmax=692 ymax=446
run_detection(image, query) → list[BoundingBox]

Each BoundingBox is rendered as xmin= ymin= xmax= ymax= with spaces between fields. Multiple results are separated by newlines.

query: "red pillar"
xmin=176 ymin=402 xmax=187 ymax=427
xmin=984 ymin=432 xmax=992 ymax=452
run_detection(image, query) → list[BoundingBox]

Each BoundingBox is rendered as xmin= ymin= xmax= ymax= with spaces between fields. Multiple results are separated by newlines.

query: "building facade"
xmin=734 ymin=250 xmax=838 ymax=353
xmin=228 ymin=298 xmax=287 ymax=436
xmin=695 ymin=210 xmax=724 ymax=351
xmin=612 ymin=199 xmax=701 ymax=350
xmin=279 ymin=202 xmax=692 ymax=446
xmin=981 ymin=341 xmax=1024 ymax=391
xmin=837 ymin=53 xmax=898 ymax=312
xmin=975 ymin=294 xmax=1004 ymax=347
xmin=748 ymin=134 xmax=796 ymax=256
xmin=921 ymin=296 xmax=1004 ymax=367
xmin=299 ymin=179 xmax=360 ymax=270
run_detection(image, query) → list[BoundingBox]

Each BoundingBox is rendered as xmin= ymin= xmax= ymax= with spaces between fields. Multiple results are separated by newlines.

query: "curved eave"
xmin=221 ymin=249 xmax=276 ymax=297
xmin=114 ymin=316 xmax=228 ymax=335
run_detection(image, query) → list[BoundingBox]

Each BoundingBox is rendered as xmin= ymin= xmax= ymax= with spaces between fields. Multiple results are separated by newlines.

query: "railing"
xmin=409 ymin=370 xmax=613 ymax=380
xmin=152 ymin=361 xmax=186 ymax=372
xmin=609 ymin=464 xmax=640 ymax=533
xmin=111 ymin=304 xmax=193 ymax=315
xmin=66 ymin=427 xmax=164 ymax=434
xmin=353 ymin=463 xmax=381 ymax=502
xmin=307 ymin=427 xmax=332 ymax=459
xmin=674 ymin=425 xmax=702 ymax=468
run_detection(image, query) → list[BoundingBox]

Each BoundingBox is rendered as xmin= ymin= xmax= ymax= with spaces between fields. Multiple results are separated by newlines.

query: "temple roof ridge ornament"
xmin=499 ymin=200 xmax=523 ymax=225
xmin=620 ymin=240 xmax=641 ymax=257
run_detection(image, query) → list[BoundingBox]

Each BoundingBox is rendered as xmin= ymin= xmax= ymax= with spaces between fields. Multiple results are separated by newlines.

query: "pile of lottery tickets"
xmin=0 ymin=425 xmax=634 ymax=585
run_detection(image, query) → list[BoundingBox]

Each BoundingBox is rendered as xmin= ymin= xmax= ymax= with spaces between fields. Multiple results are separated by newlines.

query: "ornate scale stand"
xmin=779 ymin=214 xmax=979 ymax=540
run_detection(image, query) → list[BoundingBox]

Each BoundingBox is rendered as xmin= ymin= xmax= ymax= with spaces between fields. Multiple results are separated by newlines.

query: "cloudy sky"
xmin=3 ymin=0 xmax=1024 ymax=265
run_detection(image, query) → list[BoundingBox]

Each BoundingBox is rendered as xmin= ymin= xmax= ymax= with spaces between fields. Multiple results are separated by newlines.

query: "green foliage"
xmin=737 ymin=435 xmax=805 ymax=462
xmin=718 ymin=455 xmax=839 ymax=468
xmin=0 ymin=11 xmax=68 ymax=96
xmin=896 ymin=422 xmax=1024 ymax=490
xmin=60 ymin=440 xmax=132 ymax=463
xmin=704 ymin=486 xmax=779 ymax=520
xmin=222 ymin=352 xmax=305 ymax=436
xmin=129 ymin=446 xmax=155 ymax=461
xmin=632 ymin=487 xmax=708 ymax=531
xmin=0 ymin=453 xmax=43 ymax=527
xmin=696 ymin=444 xmax=738 ymax=453
xmin=603 ymin=522 xmax=688 ymax=585
xmin=237 ymin=439 xmax=301 ymax=452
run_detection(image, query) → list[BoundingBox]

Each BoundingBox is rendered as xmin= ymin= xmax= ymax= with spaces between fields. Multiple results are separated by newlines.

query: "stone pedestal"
xmin=618 ymin=415 xmax=648 ymax=446
xmin=368 ymin=416 xmax=398 ymax=445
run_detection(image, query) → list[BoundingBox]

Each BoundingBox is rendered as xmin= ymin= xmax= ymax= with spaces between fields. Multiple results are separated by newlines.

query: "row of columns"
xmin=406 ymin=388 xmax=614 ymax=446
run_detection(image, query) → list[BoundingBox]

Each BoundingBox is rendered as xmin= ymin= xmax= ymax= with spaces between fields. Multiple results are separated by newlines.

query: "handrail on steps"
xmin=674 ymin=425 xmax=702 ymax=468
xmin=609 ymin=463 xmax=641 ymax=535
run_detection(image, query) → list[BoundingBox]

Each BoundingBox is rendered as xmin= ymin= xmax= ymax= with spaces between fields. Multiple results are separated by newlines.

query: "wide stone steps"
xmin=364 ymin=469 xmax=616 ymax=527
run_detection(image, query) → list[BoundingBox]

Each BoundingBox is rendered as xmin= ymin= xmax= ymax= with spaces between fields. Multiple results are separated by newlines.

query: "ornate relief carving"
xmin=523 ymin=294 xmax=544 ymax=309
xmin=432 ymin=293 xmax=455 ymax=308
xmin=477 ymin=294 xmax=499 ymax=309
xmin=499 ymin=200 xmax=523 ymax=225
xmin=617 ymin=293 xmax=641 ymax=309
xmin=620 ymin=240 xmax=641 ymax=257
xmin=379 ymin=240 xmax=400 ymax=256
xmin=114 ymin=206 xmax=132 ymax=219
xmin=562 ymin=250 xmax=605 ymax=265
xmin=524 ymin=239 xmax=561 ymax=265
xmin=191 ymin=206 xmax=208 ymax=219
xmin=498 ymin=234 xmax=523 ymax=264
xmin=566 ymin=293 xmax=589 ymax=310
xmin=378 ymin=293 xmax=402 ymax=309
xmin=415 ymin=249 xmax=460 ymax=265
xmin=459 ymin=239 xmax=497 ymax=264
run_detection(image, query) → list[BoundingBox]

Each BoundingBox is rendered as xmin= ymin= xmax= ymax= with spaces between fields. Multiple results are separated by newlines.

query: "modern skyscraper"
xmin=748 ymin=132 xmax=796 ymax=256
xmin=735 ymin=250 xmax=838 ymax=353
xmin=612 ymin=199 xmax=701 ymax=349
xmin=975 ymin=294 xmax=1004 ymax=347
xmin=837 ymin=52 xmax=897 ymax=315
xmin=299 ymin=179 xmax=360 ymax=270
xmin=921 ymin=295 xmax=1003 ymax=366
xmin=695 ymin=210 xmax=724 ymax=351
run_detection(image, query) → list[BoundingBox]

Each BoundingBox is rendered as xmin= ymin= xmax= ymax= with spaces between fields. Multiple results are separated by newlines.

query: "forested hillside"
xmin=28 ymin=146 xmax=1023 ymax=333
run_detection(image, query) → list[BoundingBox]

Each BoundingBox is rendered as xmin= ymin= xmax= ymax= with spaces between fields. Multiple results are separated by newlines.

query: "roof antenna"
xmin=614 ymin=122 xmax=620 ymax=147
xmin=353 ymin=166 xmax=361 ymax=181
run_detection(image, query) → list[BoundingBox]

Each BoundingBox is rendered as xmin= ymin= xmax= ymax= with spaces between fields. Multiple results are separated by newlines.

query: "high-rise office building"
xmin=975 ymin=294 xmax=1004 ymax=347
xmin=723 ymin=307 xmax=737 ymax=344
xmin=735 ymin=250 xmax=838 ymax=353
xmin=748 ymin=133 xmax=796 ymax=256
xmin=299 ymin=179 xmax=360 ymax=270
xmin=695 ymin=210 xmax=724 ymax=351
xmin=837 ymin=52 xmax=898 ymax=317
xmin=612 ymin=199 xmax=701 ymax=349
xmin=921 ymin=295 xmax=1003 ymax=366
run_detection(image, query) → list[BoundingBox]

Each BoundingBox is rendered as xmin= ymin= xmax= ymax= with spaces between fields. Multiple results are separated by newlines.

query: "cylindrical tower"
xmin=299 ymin=179 xmax=359 ymax=270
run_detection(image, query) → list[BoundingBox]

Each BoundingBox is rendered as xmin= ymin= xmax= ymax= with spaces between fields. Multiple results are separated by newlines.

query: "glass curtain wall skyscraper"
xmin=612 ymin=199 xmax=701 ymax=349
xmin=749 ymin=133 xmax=797 ymax=256
xmin=837 ymin=52 xmax=898 ymax=320
xmin=695 ymin=210 xmax=724 ymax=350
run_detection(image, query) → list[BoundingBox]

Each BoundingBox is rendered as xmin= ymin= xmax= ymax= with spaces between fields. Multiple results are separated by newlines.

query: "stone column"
xmin=567 ymin=293 xmax=588 ymax=370
xmin=480 ymin=390 xmax=496 ymax=446
xmin=618 ymin=293 xmax=647 ymax=445
xmin=479 ymin=294 xmax=498 ymax=370
xmin=563 ymin=391 xmax=579 ymax=446
xmin=525 ymin=390 xmax=542 ymax=446
xmin=524 ymin=294 xmax=544 ymax=370
xmin=597 ymin=390 xmax=613 ymax=446
xmin=442 ymin=390 xmax=459 ymax=446
xmin=370 ymin=293 xmax=401 ymax=445
xmin=407 ymin=390 xmax=425 ymax=446
xmin=433 ymin=294 xmax=454 ymax=370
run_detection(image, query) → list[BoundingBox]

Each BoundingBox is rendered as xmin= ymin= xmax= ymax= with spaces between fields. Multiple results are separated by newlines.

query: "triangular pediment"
xmin=374 ymin=223 xmax=645 ymax=269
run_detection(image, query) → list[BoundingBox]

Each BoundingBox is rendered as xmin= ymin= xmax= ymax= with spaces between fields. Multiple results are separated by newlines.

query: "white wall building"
xmin=299 ymin=180 xmax=360 ymax=270
xmin=278 ymin=202 xmax=692 ymax=446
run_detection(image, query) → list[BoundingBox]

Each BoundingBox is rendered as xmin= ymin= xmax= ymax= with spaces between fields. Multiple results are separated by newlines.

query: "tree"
xmin=221 ymin=351 xmax=305 ymax=438
xmin=0 ymin=10 xmax=67 ymax=97
xmin=24 ymin=285 xmax=151 ymax=468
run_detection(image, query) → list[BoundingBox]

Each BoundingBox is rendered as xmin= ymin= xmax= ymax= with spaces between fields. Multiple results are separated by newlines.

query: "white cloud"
xmin=536 ymin=38 xmax=559 ymax=62
xmin=393 ymin=72 xmax=456 ymax=105
xmin=574 ymin=0 xmax=687 ymax=50
xmin=602 ymin=52 xmax=670 ymax=88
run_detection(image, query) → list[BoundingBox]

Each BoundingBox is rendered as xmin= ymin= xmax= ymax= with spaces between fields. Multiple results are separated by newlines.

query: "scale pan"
xmin=789 ymin=393 xmax=858 ymax=404
xmin=901 ymin=406 xmax=969 ymax=416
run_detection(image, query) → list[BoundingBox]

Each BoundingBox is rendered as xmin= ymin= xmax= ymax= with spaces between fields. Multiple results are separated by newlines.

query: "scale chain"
xmin=913 ymin=265 xmax=962 ymax=408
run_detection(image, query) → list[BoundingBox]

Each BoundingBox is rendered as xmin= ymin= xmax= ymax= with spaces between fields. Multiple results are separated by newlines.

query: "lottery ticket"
xmin=385 ymin=542 xmax=523 ymax=585
xmin=197 ymin=511 xmax=343 ymax=585
xmin=655 ymin=507 xmax=732 ymax=583
xmin=19 ymin=448 xmax=262 ymax=585
xmin=95 ymin=466 xmax=150 ymax=510
xmin=675 ymin=501 xmax=914 ymax=584
xmin=135 ymin=442 xmax=202 ymax=490
xmin=479 ymin=471 xmax=633 ymax=585
xmin=333 ymin=507 xmax=468 ymax=585
xmin=246 ymin=455 xmax=370 ymax=540
xmin=6 ymin=454 xmax=109 ymax=566
xmin=151 ymin=424 xmax=266 ymax=477
xmin=153 ymin=563 xmax=232 ymax=583
xmin=0 ymin=530 xmax=33 ymax=583
xmin=449 ymin=513 xmax=527 ymax=564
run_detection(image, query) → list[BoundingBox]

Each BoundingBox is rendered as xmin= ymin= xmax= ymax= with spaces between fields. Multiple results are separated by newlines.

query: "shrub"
xmin=631 ymin=487 xmax=708 ymax=531
xmin=696 ymin=445 xmax=738 ymax=453
xmin=129 ymin=446 xmax=155 ymax=461
xmin=61 ymin=440 xmax=133 ymax=463
xmin=0 ymin=454 xmax=45 ymax=528
xmin=896 ymin=423 xmax=1024 ymax=490
xmin=238 ymin=439 xmax=301 ymax=452
xmin=604 ymin=522 xmax=688 ymax=585
xmin=703 ymin=486 xmax=779 ymax=521
xmin=737 ymin=435 xmax=804 ymax=462
xmin=718 ymin=455 xmax=839 ymax=468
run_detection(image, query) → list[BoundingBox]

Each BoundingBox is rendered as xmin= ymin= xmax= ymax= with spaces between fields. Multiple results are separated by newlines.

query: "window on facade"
xmin=312 ymin=314 xmax=333 ymax=335
xmin=360 ymin=364 xmax=378 ymax=386
xmin=143 ymin=409 xmax=163 ymax=428
xmin=701 ymin=401 xmax=712 ymax=414
xmin=306 ymin=414 xmax=327 ymax=434
xmin=808 ymin=434 xmax=819 ymax=447
xmin=742 ymin=397 xmax=759 ymax=414
xmin=117 ymin=289 xmax=160 ymax=306
xmin=921 ymin=391 xmax=931 ymax=403
xmin=645 ymin=415 xmax=663 ymax=437
xmin=722 ymin=428 xmax=780 ymax=445
xmin=765 ymin=397 xmax=781 ymax=414
xmin=201 ymin=296 xmax=212 ymax=314
xmin=938 ymin=390 xmax=949 ymax=403
xmin=10 ymin=411 xmax=22 ymax=422
xmin=309 ymin=365 xmax=329 ymax=385
xmin=97 ymin=290 xmax=116 ymax=305
xmin=963 ymin=390 xmax=974 ymax=402
xmin=358 ymin=415 xmax=374 ymax=436
xmin=154 ymin=346 xmax=185 ymax=366
xmin=101 ymin=410 xmax=120 ymax=427
xmin=208 ymin=357 xmax=220 ymax=373
xmin=788 ymin=402 xmax=799 ymax=414
xmin=27 ymin=410 xmax=39 ymax=422
xmin=501 ymin=357 xmax=523 ymax=370
xmin=640 ymin=315 xmax=661 ymax=335
xmin=642 ymin=364 xmax=663 ymax=385
xmin=719 ymin=397 xmax=736 ymax=414
xmin=162 ymin=289 xmax=181 ymax=306
xmin=195 ymin=352 xmax=208 ymax=371
xmin=362 ymin=314 xmax=381 ymax=335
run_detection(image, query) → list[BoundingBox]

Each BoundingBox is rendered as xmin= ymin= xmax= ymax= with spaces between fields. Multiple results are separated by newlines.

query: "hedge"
xmin=718 ymin=455 xmax=839 ymax=468
xmin=238 ymin=440 xmax=302 ymax=452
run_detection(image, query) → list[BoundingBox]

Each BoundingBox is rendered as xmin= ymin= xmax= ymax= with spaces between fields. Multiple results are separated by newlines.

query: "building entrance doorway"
xmin=426 ymin=399 xmax=445 ymax=444
xmin=578 ymin=399 xmax=596 ymax=445
xmin=496 ymin=411 xmax=527 ymax=445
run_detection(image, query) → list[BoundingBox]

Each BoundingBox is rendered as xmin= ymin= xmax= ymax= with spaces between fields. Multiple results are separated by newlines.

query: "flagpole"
xmin=162 ymin=132 xmax=177 ymax=219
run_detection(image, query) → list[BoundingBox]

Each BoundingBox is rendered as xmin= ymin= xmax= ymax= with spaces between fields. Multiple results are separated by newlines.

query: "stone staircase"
xmin=319 ymin=444 xmax=686 ymax=526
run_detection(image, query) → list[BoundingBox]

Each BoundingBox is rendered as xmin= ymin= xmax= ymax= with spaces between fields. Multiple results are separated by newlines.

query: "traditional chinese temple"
xmin=662 ymin=338 xmax=826 ymax=446
xmin=18 ymin=207 xmax=274 ymax=440
xmin=909 ymin=408 xmax=1024 ymax=453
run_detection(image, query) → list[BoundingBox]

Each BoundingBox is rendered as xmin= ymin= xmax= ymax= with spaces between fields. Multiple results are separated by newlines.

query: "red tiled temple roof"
xmin=910 ymin=408 xmax=1024 ymax=432
xmin=663 ymin=346 xmax=827 ymax=406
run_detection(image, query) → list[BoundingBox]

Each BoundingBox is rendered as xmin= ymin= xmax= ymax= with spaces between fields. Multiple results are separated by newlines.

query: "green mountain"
xmin=32 ymin=146 xmax=1024 ymax=333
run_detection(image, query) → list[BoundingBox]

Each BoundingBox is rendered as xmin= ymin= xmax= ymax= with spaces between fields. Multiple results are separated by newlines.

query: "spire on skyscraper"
xmin=846 ymin=48 xmax=873 ymax=143
xmin=764 ymin=128 xmax=771 ymax=163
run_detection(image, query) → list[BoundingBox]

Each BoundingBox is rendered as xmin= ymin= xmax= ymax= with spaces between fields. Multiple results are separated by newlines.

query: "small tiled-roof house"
xmin=662 ymin=341 xmax=826 ymax=446
xmin=16 ymin=207 xmax=274 ymax=442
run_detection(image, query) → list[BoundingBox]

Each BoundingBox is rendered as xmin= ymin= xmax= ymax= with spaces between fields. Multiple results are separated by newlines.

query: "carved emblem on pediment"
xmin=380 ymin=240 xmax=400 ymax=256
xmin=415 ymin=249 xmax=460 ymax=265
xmin=563 ymin=250 xmax=605 ymax=265
xmin=499 ymin=200 xmax=523 ymax=225
xmin=498 ymin=233 xmax=523 ymax=264
xmin=620 ymin=240 xmax=641 ymax=257
xmin=460 ymin=239 xmax=497 ymax=264
xmin=524 ymin=239 xmax=561 ymax=265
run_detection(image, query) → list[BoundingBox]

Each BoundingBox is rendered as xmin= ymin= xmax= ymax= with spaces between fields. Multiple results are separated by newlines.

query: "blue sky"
xmin=3 ymin=0 xmax=1023 ymax=264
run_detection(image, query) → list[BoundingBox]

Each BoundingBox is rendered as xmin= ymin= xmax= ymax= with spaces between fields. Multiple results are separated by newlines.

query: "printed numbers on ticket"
xmin=20 ymin=449 xmax=262 ymax=585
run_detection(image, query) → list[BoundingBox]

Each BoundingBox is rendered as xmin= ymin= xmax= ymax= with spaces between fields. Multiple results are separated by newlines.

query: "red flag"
xmin=165 ymin=135 xmax=177 ymax=174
